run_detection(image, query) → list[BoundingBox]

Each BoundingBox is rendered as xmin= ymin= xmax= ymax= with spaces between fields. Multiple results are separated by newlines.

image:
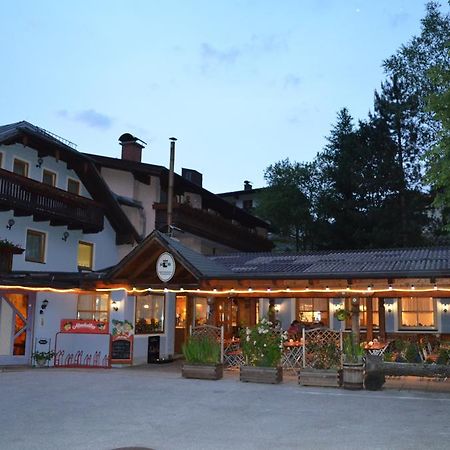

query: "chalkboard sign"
xmin=111 ymin=338 xmax=132 ymax=362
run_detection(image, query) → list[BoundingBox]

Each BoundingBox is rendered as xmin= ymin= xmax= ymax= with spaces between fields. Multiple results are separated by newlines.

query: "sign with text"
xmin=156 ymin=252 xmax=176 ymax=282
xmin=60 ymin=319 xmax=109 ymax=334
xmin=111 ymin=335 xmax=133 ymax=364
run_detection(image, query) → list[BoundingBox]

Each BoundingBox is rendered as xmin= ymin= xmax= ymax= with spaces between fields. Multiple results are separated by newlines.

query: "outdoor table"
xmin=281 ymin=340 xmax=303 ymax=374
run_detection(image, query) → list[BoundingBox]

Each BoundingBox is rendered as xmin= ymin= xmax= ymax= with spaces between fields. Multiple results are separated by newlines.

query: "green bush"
xmin=405 ymin=342 xmax=421 ymax=363
xmin=182 ymin=336 xmax=221 ymax=364
xmin=343 ymin=333 xmax=364 ymax=363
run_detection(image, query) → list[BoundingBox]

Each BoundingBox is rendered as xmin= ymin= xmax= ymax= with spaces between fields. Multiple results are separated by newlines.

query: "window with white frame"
xmin=77 ymin=293 xmax=109 ymax=321
xmin=135 ymin=295 xmax=165 ymax=334
xmin=400 ymin=297 xmax=435 ymax=329
xmin=25 ymin=229 xmax=46 ymax=263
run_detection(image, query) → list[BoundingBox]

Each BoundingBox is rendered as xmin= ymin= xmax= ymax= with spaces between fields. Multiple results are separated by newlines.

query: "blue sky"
xmin=0 ymin=1 xmax=441 ymax=193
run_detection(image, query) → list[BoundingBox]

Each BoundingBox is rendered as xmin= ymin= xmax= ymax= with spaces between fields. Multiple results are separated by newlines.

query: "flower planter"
xmin=299 ymin=368 xmax=342 ymax=387
xmin=240 ymin=365 xmax=283 ymax=384
xmin=35 ymin=358 xmax=48 ymax=368
xmin=342 ymin=362 xmax=364 ymax=390
xmin=182 ymin=363 xmax=223 ymax=380
xmin=0 ymin=247 xmax=24 ymax=272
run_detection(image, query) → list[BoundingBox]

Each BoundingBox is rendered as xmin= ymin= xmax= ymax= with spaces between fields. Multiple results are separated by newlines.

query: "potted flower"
xmin=32 ymin=350 xmax=55 ymax=367
xmin=239 ymin=317 xmax=285 ymax=384
xmin=342 ymin=333 xmax=365 ymax=389
xmin=0 ymin=239 xmax=24 ymax=272
xmin=182 ymin=335 xmax=223 ymax=380
xmin=299 ymin=341 xmax=342 ymax=387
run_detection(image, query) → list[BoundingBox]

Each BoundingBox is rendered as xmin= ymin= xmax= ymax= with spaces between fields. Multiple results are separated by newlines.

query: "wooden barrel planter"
xmin=182 ymin=363 xmax=223 ymax=380
xmin=240 ymin=365 xmax=283 ymax=384
xmin=342 ymin=363 xmax=364 ymax=390
xmin=299 ymin=368 xmax=341 ymax=387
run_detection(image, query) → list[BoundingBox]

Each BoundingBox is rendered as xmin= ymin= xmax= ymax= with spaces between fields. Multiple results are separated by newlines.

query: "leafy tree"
xmin=256 ymin=159 xmax=314 ymax=251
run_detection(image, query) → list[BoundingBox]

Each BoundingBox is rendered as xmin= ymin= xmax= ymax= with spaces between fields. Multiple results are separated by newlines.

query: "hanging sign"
xmin=156 ymin=252 xmax=176 ymax=282
xmin=60 ymin=319 xmax=109 ymax=334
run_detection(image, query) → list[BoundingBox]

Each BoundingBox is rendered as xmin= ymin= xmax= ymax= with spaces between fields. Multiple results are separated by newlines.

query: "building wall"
xmin=0 ymin=143 xmax=91 ymax=198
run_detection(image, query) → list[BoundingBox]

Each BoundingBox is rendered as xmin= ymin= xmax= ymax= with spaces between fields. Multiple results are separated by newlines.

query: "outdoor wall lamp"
xmin=62 ymin=231 xmax=69 ymax=242
xmin=6 ymin=218 xmax=15 ymax=230
xmin=274 ymin=305 xmax=281 ymax=313
xmin=112 ymin=301 xmax=119 ymax=312
xmin=387 ymin=308 xmax=392 ymax=314
xmin=443 ymin=304 xmax=448 ymax=314
xmin=36 ymin=157 xmax=43 ymax=168
xmin=40 ymin=299 xmax=49 ymax=315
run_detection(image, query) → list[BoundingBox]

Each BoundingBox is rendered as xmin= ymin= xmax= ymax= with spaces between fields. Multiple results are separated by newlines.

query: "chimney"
xmin=119 ymin=133 xmax=147 ymax=162
xmin=244 ymin=180 xmax=252 ymax=191
xmin=182 ymin=168 xmax=203 ymax=187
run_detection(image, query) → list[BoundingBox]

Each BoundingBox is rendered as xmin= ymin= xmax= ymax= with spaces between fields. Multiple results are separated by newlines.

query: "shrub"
xmin=182 ymin=335 xmax=220 ymax=365
xmin=343 ymin=333 xmax=364 ymax=363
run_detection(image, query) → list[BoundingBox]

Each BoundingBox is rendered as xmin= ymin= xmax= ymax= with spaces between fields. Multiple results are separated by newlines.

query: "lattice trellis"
xmin=189 ymin=324 xmax=224 ymax=363
xmin=302 ymin=327 xmax=343 ymax=368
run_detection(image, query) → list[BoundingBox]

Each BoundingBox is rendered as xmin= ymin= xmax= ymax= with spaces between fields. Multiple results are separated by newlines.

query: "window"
xmin=194 ymin=297 xmax=208 ymax=326
xmin=42 ymin=169 xmax=56 ymax=186
xmin=400 ymin=297 xmax=435 ymax=329
xmin=13 ymin=159 xmax=29 ymax=177
xmin=344 ymin=298 xmax=379 ymax=328
xmin=25 ymin=230 xmax=46 ymax=263
xmin=67 ymin=178 xmax=80 ymax=195
xmin=77 ymin=293 xmax=109 ymax=321
xmin=296 ymin=298 xmax=329 ymax=326
xmin=78 ymin=241 xmax=93 ymax=270
xmin=135 ymin=295 xmax=165 ymax=334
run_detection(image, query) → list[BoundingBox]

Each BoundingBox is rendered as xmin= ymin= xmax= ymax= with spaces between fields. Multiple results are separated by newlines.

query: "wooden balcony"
xmin=154 ymin=202 xmax=273 ymax=252
xmin=0 ymin=168 xmax=104 ymax=233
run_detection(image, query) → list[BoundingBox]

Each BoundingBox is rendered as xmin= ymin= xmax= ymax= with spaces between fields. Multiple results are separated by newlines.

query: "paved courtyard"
xmin=1 ymin=362 xmax=450 ymax=450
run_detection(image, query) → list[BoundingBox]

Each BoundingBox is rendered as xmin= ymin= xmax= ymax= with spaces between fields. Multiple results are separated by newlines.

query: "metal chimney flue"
xmin=167 ymin=137 xmax=177 ymax=234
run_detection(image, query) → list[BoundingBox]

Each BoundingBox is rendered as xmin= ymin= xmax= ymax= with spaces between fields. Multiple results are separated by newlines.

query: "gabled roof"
xmin=106 ymin=230 xmax=232 ymax=285
xmin=0 ymin=121 xmax=140 ymax=244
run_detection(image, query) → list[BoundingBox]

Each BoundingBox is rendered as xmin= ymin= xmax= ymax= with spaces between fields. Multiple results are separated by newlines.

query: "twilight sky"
xmin=0 ymin=0 xmax=440 ymax=193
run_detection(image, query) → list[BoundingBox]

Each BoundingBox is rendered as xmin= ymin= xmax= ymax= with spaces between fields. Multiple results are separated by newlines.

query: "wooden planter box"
xmin=299 ymin=368 xmax=341 ymax=387
xmin=240 ymin=365 xmax=283 ymax=384
xmin=182 ymin=363 xmax=223 ymax=380
xmin=0 ymin=247 xmax=24 ymax=272
xmin=343 ymin=363 xmax=364 ymax=390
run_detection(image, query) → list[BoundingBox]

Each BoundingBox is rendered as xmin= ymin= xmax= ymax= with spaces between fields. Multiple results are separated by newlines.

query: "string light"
xmin=2 ymin=284 xmax=450 ymax=296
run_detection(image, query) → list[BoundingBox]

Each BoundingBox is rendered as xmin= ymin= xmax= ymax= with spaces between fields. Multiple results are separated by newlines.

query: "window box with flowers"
xmin=239 ymin=317 xmax=285 ymax=384
xmin=0 ymin=239 xmax=24 ymax=273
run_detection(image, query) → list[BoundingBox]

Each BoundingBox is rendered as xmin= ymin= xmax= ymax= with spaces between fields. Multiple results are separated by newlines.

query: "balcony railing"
xmin=0 ymin=168 xmax=104 ymax=233
xmin=154 ymin=202 xmax=272 ymax=252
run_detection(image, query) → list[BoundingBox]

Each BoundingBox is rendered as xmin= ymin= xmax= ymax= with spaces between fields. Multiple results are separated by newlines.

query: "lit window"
xmin=25 ymin=230 xmax=46 ymax=263
xmin=13 ymin=159 xmax=29 ymax=177
xmin=77 ymin=294 xmax=109 ymax=321
xmin=296 ymin=298 xmax=329 ymax=326
xmin=176 ymin=296 xmax=187 ymax=328
xmin=78 ymin=241 xmax=93 ymax=270
xmin=400 ymin=297 xmax=435 ymax=329
xmin=345 ymin=298 xmax=379 ymax=328
xmin=135 ymin=295 xmax=165 ymax=334
xmin=42 ymin=169 xmax=56 ymax=186
xmin=67 ymin=178 xmax=80 ymax=195
xmin=194 ymin=297 xmax=208 ymax=326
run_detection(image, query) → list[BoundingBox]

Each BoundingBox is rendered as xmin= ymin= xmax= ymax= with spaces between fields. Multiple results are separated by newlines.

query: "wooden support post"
xmin=351 ymin=297 xmax=360 ymax=346
xmin=366 ymin=297 xmax=373 ymax=342
xmin=378 ymin=298 xmax=386 ymax=341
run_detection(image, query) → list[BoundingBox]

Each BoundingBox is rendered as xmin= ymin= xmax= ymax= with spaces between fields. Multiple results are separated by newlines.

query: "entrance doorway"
xmin=174 ymin=295 xmax=189 ymax=354
xmin=0 ymin=293 xmax=34 ymax=365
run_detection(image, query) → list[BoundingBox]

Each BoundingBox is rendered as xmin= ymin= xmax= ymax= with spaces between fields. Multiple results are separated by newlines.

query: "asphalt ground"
xmin=1 ymin=361 xmax=450 ymax=450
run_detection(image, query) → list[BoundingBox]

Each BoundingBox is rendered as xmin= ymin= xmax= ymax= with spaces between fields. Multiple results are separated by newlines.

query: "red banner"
xmin=60 ymin=319 xmax=109 ymax=334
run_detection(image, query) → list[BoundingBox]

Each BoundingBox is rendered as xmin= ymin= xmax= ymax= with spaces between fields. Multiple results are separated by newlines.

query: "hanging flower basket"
xmin=334 ymin=308 xmax=351 ymax=322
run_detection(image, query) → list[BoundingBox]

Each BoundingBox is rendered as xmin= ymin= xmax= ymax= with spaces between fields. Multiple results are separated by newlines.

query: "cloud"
xmin=201 ymin=43 xmax=240 ymax=64
xmin=75 ymin=109 xmax=113 ymax=129
xmin=57 ymin=109 xmax=113 ymax=130
xmin=284 ymin=74 xmax=302 ymax=89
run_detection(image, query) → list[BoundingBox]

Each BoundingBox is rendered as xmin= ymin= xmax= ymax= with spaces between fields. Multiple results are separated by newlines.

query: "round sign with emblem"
xmin=156 ymin=252 xmax=176 ymax=282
